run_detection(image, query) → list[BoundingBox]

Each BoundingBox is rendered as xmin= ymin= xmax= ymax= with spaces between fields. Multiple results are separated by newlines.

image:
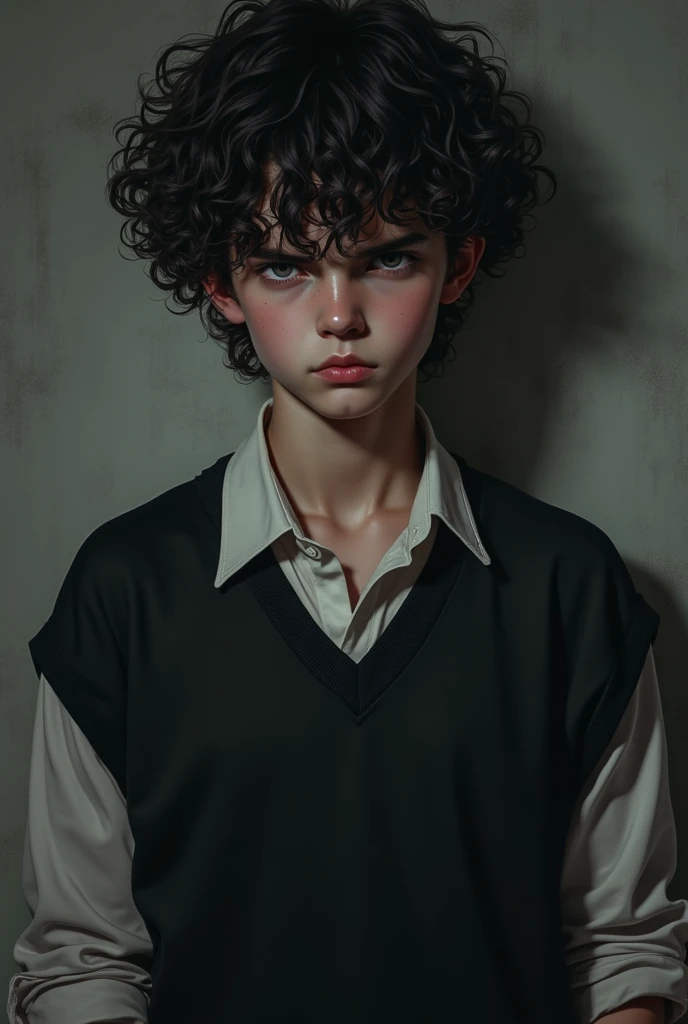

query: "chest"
xmin=301 ymin=509 xmax=413 ymax=612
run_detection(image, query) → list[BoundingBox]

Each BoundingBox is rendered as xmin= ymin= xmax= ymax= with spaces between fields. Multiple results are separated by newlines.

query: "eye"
xmin=257 ymin=262 xmax=299 ymax=283
xmin=253 ymin=251 xmax=420 ymax=286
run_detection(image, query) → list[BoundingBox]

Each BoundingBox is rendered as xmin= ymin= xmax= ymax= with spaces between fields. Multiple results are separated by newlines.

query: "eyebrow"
xmin=248 ymin=231 xmax=430 ymax=263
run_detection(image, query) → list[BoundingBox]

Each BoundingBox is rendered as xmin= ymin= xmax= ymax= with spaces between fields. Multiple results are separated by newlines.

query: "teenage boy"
xmin=9 ymin=0 xmax=688 ymax=1021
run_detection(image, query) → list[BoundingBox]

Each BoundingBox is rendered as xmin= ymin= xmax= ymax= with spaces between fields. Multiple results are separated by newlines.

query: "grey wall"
xmin=2 ymin=0 xmax=687 ymax=1005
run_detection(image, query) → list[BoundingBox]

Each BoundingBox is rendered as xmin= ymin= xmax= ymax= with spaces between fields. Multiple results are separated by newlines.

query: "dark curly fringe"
xmin=105 ymin=0 xmax=557 ymax=386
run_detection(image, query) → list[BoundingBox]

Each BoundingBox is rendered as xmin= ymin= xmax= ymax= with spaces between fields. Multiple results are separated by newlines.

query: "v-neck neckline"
xmin=198 ymin=450 xmax=479 ymax=721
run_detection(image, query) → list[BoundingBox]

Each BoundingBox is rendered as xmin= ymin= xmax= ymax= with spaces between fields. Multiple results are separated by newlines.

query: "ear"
xmin=202 ymin=271 xmax=247 ymax=325
xmin=438 ymin=235 xmax=486 ymax=305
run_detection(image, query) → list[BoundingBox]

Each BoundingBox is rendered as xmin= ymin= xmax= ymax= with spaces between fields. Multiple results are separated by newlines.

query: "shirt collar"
xmin=214 ymin=397 xmax=491 ymax=589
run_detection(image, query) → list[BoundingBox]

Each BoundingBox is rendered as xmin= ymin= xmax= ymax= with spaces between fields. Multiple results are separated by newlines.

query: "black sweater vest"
xmin=28 ymin=451 xmax=660 ymax=1024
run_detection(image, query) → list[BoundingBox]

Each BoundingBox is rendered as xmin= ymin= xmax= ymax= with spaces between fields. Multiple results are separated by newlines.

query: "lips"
xmin=315 ymin=357 xmax=374 ymax=370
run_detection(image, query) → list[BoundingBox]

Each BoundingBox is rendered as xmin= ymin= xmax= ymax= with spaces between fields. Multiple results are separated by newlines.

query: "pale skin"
xmin=202 ymin=164 xmax=666 ymax=1023
xmin=204 ymin=163 xmax=485 ymax=610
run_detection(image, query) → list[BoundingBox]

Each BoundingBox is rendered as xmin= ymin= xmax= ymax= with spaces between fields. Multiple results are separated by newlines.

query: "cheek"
xmin=242 ymin=278 xmax=440 ymax=365
xmin=243 ymin=305 xmax=297 ymax=369
xmin=375 ymin=285 xmax=441 ymax=358
xmin=385 ymin=290 xmax=439 ymax=337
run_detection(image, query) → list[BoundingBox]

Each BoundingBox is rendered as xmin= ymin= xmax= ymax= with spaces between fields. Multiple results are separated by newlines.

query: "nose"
xmin=316 ymin=285 xmax=366 ymax=338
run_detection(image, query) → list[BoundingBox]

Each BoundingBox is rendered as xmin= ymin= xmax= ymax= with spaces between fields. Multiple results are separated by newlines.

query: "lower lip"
xmin=314 ymin=365 xmax=375 ymax=382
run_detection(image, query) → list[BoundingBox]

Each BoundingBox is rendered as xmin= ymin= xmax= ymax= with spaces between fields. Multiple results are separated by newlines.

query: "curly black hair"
xmin=105 ymin=0 xmax=557 ymax=385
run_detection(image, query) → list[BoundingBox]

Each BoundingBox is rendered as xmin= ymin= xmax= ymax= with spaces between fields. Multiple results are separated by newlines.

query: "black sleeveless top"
xmin=28 ymin=451 xmax=659 ymax=1023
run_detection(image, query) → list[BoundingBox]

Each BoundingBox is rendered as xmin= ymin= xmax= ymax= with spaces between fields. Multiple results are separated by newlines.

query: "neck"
xmin=264 ymin=375 xmax=426 ymax=533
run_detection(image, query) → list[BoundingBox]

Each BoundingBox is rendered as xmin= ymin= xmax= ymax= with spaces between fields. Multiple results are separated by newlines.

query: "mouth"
xmin=313 ymin=363 xmax=376 ymax=381
xmin=314 ymin=359 xmax=375 ymax=371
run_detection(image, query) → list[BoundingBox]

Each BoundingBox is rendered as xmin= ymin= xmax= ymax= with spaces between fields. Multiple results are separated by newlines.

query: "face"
xmin=204 ymin=168 xmax=485 ymax=421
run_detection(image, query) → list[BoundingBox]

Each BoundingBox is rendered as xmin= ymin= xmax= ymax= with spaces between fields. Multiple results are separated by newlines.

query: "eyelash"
xmin=253 ymin=251 xmax=421 ymax=287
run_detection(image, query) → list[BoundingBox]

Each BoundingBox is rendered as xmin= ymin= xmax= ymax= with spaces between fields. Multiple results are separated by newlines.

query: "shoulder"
xmin=460 ymin=458 xmax=634 ymax=594
xmin=67 ymin=471 xmax=204 ymax=584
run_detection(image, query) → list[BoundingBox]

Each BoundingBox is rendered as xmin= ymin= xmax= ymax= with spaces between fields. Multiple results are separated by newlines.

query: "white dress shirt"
xmin=8 ymin=398 xmax=688 ymax=1024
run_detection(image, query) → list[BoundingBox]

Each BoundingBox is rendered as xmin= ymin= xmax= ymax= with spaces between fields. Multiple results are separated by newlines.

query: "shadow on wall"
xmin=423 ymin=97 xmax=688 ymax=904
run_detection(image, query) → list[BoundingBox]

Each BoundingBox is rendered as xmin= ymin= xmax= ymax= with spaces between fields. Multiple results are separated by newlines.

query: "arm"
xmin=593 ymin=996 xmax=665 ymax=1022
xmin=561 ymin=647 xmax=688 ymax=1024
xmin=7 ymin=674 xmax=152 ymax=1024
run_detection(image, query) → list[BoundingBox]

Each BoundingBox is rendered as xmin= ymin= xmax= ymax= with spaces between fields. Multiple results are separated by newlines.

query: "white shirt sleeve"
xmin=561 ymin=646 xmax=688 ymax=1023
xmin=6 ymin=673 xmax=152 ymax=1024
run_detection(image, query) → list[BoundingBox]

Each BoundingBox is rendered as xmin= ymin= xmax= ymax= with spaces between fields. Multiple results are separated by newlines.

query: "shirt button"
xmin=305 ymin=545 xmax=319 ymax=558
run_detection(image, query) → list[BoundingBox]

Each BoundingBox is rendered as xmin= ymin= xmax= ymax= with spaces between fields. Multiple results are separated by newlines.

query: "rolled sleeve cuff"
xmin=570 ymin=956 xmax=688 ymax=1024
xmin=7 ymin=972 xmax=149 ymax=1024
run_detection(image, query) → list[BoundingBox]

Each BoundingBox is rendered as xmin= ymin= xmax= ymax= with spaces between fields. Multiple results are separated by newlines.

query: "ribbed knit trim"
xmin=197 ymin=451 xmax=480 ymax=719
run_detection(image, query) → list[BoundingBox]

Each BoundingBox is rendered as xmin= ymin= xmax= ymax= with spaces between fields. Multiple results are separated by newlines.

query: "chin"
xmin=309 ymin=390 xmax=394 ymax=421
